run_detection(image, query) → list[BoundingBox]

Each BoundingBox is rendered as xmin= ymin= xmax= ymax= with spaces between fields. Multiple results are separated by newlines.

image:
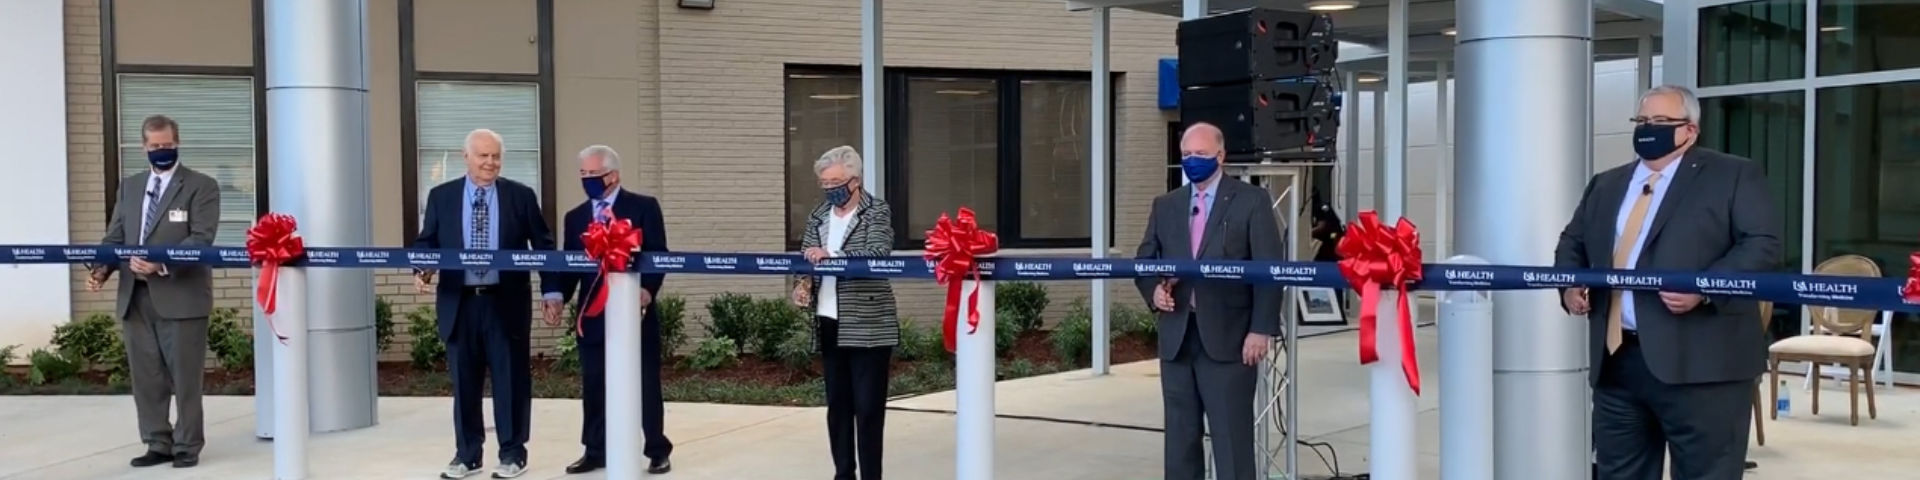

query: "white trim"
xmin=1699 ymin=66 xmax=1920 ymax=98
xmin=1799 ymin=0 xmax=1819 ymax=337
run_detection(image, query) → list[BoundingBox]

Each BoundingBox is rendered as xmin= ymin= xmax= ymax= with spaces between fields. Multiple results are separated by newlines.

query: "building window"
xmin=1812 ymin=79 xmax=1920 ymax=372
xmin=412 ymin=81 xmax=543 ymax=219
xmin=1698 ymin=0 xmax=1808 ymax=87
xmin=1817 ymin=0 xmax=1920 ymax=76
xmin=1699 ymin=91 xmax=1806 ymax=343
xmin=784 ymin=70 xmax=864 ymax=244
xmin=782 ymin=67 xmax=1118 ymax=250
xmin=116 ymin=74 xmax=258 ymax=247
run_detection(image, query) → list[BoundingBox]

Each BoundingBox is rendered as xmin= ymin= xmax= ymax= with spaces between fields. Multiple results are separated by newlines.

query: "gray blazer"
xmin=1555 ymin=147 xmax=1783 ymax=386
xmin=797 ymin=193 xmax=900 ymax=348
xmin=101 ymin=166 xmax=223 ymax=321
xmin=1134 ymin=177 xmax=1285 ymax=363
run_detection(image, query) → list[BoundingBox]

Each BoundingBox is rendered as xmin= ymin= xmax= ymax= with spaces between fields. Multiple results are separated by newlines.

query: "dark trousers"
xmin=1593 ymin=333 xmax=1751 ymax=480
xmin=121 ymin=283 xmax=209 ymax=456
xmin=818 ymin=317 xmax=892 ymax=480
xmin=1163 ymin=317 xmax=1259 ymax=480
xmin=447 ymin=291 xmax=533 ymax=465
xmin=578 ymin=315 xmax=673 ymax=461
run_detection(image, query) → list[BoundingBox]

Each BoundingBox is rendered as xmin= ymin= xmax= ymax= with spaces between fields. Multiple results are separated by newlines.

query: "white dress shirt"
xmin=815 ymin=207 xmax=859 ymax=319
xmin=1614 ymin=158 xmax=1677 ymax=331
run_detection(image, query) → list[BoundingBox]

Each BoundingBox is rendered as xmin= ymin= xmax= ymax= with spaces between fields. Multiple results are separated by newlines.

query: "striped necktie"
xmin=469 ymin=187 xmax=491 ymax=277
xmin=140 ymin=175 xmax=162 ymax=244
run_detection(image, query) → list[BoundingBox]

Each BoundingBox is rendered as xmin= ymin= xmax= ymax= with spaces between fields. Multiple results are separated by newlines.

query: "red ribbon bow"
xmin=246 ymin=213 xmax=304 ymax=342
xmin=579 ymin=216 xmax=640 ymax=333
xmin=1335 ymin=211 xmax=1424 ymax=395
xmin=923 ymin=207 xmax=1000 ymax=353
xmin=1902 ymin=252 xmax=1920 ymax=303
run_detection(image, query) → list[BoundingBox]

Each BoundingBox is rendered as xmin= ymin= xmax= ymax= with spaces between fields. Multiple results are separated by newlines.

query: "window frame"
xmin=99 ymin=0 xmax=271 ymax=228
xmin=782 ymin=65 xmax=1121 ymax=251
xmin=397 ymin=0 xmax=557 ymax=242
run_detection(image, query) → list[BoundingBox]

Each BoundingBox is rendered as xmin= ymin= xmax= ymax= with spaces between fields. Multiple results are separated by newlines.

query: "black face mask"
xmin=824 ymin=182 xmax=853 ymax=207
xmin=1632 ymin=124 xmax=1685 ymax=161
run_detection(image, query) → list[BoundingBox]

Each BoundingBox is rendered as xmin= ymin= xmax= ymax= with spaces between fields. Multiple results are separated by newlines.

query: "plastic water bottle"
xmin=1775 ymin=380 xmax=1792 ymax=418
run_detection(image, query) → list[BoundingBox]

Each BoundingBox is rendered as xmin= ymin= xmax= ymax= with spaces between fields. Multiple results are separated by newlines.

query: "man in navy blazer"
xmin=413 ymin=129 xmax=555 ymax=479
xmin=542 ymin=145 xmax=673 ymax=475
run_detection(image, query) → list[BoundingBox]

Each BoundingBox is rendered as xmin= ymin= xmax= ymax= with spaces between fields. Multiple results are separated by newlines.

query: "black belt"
xmin=462 ymin=285 xmax=497 ymax=295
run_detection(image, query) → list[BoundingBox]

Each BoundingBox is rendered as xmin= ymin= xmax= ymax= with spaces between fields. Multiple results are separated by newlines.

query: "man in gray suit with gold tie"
xmin=1134 ymin=122 xmax=1285 ymax=480
xmin=86 ymin=114 xmax=223 ymax=469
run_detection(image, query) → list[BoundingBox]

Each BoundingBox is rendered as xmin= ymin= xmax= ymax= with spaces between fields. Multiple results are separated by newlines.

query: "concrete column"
xmin=264 ymin=0 xmax=378 ymax=433
xmin=1455 ymin=1 xmax=1593 ymax=478
xmin=1183 ymin=0 xmax=1208 ymax=19
xmin=1089 ymin=6 xmax=1112 ymax=375
xmin=1636 ymin=34 xmax=1654 ymax=94
xmin=862 ymin=0 xmax=885 ymax=195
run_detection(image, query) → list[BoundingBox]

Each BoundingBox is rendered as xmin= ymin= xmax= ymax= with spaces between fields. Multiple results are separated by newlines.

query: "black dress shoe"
xmin=129 ymin=451 xmax=174 ymax=467
xmin=172 ymin=453 xmax=199 ymax=468
xmin=1746 ymin=460 xmax=1759 ymax=470
xmin=565 ymin=456 xmax=603 ymax=474
xmin=647 ymin=457 xmax=671 ymax=474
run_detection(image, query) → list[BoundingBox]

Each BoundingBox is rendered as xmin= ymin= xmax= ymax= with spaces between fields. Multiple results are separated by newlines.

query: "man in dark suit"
xmin=87 ymin=114 xmax=222 ymax=469
xmin=1556 ymin=85 xmax=1782 ymax=480
xmin=541 ymin=145 xmax=673 ymax=475
xmin=1134 ymin=122 xmax=1285 ymax=480
xmin=414 ymin=128 xmax=555 ymax=479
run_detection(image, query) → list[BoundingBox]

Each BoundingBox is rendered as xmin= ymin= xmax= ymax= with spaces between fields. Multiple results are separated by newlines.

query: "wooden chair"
xmin=1767 ymin=255 xmax=1881 ymax=426
xmin=1752 ymin=301 xmax=1772 ymax=445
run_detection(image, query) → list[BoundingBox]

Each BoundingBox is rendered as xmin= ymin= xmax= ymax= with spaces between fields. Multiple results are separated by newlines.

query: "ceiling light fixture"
xmin=1442 ymin=27 xmax=1457 ymax=36
xmin=1357 ymin=73 xmax=1383 ymax=83
xmin=1304 ymin=0 xmax=1360 ymax=11
xmin=1819 ymin=25 xmax=1847 ymax=32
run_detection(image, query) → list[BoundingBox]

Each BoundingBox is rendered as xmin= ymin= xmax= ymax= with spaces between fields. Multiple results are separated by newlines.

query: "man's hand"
xmin=639 ymin=289 xmax=654 ymax=308
xmin=1562 ymin=287 xmax=1591 ymax=315
xmin=1241 ymin=333 xmax=1272 ymax=366
xmin=414 ymin=270 xmax=435 ymax=294
xmin=791 ymin=282 xmax=812 ymax=308
xmin=85 ymin=267 xmax=108 ymax=292
xmin=128 ymin=257 xmax=158 ymax=276
xmin=1151 ymin=279 xmax=1178 ymax=312
xmin=802 ymin=247 xmax=831 ymax=264
xmin=541 ymin=299 xmax=564 ymax=327
xmin=1659 ymin=291 xmax=1704 ymax=314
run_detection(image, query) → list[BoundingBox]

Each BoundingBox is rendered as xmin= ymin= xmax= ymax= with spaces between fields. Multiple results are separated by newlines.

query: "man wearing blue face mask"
xmin=543 ymin=145 xmax=673 ymax=475
xmin=1133 ymin=122 xmax=1284 ymax=480
xmin=89 ymin=114 xmax=223 ymax=469
xmin=1556 ymin=85 xmax=1781 ymax=480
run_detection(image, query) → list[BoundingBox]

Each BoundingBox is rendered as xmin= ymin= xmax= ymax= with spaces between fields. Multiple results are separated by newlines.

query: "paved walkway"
xmin=3 ymin=325 xmax=1916 ymax=479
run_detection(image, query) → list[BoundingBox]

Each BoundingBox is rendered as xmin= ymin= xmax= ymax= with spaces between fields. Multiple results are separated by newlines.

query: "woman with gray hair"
xmin=791 ymin=145 xmax=898 ymax=480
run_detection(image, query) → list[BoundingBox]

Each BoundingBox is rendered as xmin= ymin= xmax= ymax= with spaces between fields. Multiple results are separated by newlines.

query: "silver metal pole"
xmin=1435 ymin=60 xmax=1451 ymax=258
xmin=264 ymin=0 xmax=377 ymax=433
xmin=1343 ymin=72 xmax=1360 ymax=217
xmin=1636 ymin=34 xmax=1653 ymax=94
xmin=1384 ymin=0 xmax=1408 ymax=220
xmin=1089 ymin=6 xmax=1113 ymax=375
xmin=1372 ymin=90 xmax=1385 ymax=211
xmin=1368 ymin=3 xmax=1419 ymax=478
xmin=1456 ymin=1 xmax=1593 ymax=478
xmin=861 ymin=0 xmax=885 ymax=195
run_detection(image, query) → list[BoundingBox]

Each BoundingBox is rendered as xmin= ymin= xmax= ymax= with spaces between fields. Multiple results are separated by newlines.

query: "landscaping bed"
xmin=2 ymin=282 xmax=1160 ymax=406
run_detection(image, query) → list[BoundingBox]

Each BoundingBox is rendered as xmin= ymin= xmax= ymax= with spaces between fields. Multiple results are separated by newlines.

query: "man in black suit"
xmin=542 ymin=145 xmax=673 ymax=475
xmin=1134 ymin=123 xmax=1285 ymax=480
xmin=1555 ymin=85 xmax=1782 ymax=480
xmin=414 ymin=128 xmax=555 ymax=479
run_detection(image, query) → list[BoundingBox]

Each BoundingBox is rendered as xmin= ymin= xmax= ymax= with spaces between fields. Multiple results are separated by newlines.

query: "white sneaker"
xmin=491 ymin=461 xmax=528 ymax=479
xmin=440 ymin=461 xmax=482 ymax=479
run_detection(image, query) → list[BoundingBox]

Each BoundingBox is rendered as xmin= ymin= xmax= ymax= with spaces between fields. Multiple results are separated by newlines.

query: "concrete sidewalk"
xmin=3 ymin=326 xmax=1916 ymax=479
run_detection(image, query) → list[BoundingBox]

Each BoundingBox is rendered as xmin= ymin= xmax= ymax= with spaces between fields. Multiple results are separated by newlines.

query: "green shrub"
xmin=1051 ymin=298 xmax=1103 ymax=366
xmin=656 ymin=294 xmax=688 ymax=354
xmin=50 ymin=313 xmax=125 ymax=378
xmin=406 ymin=307 xmax=444 ymax=369
xmin=0 ymin=344 xmax=20 ymax=365
xmin=553 ymin=331 xmax=581 ymax=374
xmin=374 ymin=296 xmax=396 ymax=353
xmin=1000 ymin=357 xmax=1039 ymax=379
xmin=994 ymin=309 xmax=1022 ymax=356
xmin=687 ymin=336 xmax=739 ymax=371
xmin=704 ymin=293 xmax=757 ymax=354
xmin=206 ymin=308 xmax=253 ymax=369
xmin=895 ymin=317 xmax=945 ymax=362
xmin=750 ymin=299 xmax=807 ymax=358
xmin=773 ymin=326 xmax=816 ymax=371
xmin=1113 ymin=303 xmax=1158 ymax=341
xmin=27 ymin=348 xmax=82 ymax=386
xmin=996 ymin=281 xmax=1050 ymax=332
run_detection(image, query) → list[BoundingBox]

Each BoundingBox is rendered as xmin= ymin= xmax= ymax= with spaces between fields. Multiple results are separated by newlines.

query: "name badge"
xmin=168 ymin=209 xmax=187 ymax=222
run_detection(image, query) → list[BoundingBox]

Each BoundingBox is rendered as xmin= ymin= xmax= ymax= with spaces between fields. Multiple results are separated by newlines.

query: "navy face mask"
xmin=1180 ymin=154 xmax=1220 ymax=183
xmin=581 ymin=174 xmax=611 ymax=200
xmin=824 ymin=182 xmax=854 ymax=207
xmin=147 ymin=148 xmax=179 ymax=171
xmin=1632 ymin=124 xmax=1684 ymax=161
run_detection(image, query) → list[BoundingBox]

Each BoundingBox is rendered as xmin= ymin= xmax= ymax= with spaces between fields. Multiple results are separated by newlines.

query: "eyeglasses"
xmin=578 ymin=169 xmax=612 ymax=178
xmin=1629 ymin=115 xmax=1692 ymax=126
xmin=819 ymin=178 xmax=856 ymax=189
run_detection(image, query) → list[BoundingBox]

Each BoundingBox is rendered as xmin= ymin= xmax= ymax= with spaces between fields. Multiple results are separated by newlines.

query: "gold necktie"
xmin=1608 ymin=171 xmax=1661 ymax=354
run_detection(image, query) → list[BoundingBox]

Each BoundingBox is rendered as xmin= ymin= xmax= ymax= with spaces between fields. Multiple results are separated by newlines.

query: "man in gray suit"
xmin=86 ymin=114 xmax=222 ymax=469
xmin=1134 ymin=122 xmax=1284 ymax=480
xmin=1555 ymin=85 xmax=1782 ymax=480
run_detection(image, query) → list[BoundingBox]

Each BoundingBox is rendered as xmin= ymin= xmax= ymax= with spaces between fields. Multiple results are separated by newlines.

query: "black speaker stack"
xmin=1177 ymin=8 xmax=1340 ymax=161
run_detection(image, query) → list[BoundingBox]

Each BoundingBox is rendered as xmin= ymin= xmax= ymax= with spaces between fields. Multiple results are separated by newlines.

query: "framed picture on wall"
xmin=1295 ymin=287 xmax=1347 ymax=326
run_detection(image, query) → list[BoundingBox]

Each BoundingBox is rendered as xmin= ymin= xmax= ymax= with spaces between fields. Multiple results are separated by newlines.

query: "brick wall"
xmin=62 ymin=0 xmax=1179 ymax=360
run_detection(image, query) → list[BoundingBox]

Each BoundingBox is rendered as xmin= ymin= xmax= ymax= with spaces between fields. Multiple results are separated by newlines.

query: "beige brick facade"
xmin=61 ymin=0 xmax=1178 ymax=359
